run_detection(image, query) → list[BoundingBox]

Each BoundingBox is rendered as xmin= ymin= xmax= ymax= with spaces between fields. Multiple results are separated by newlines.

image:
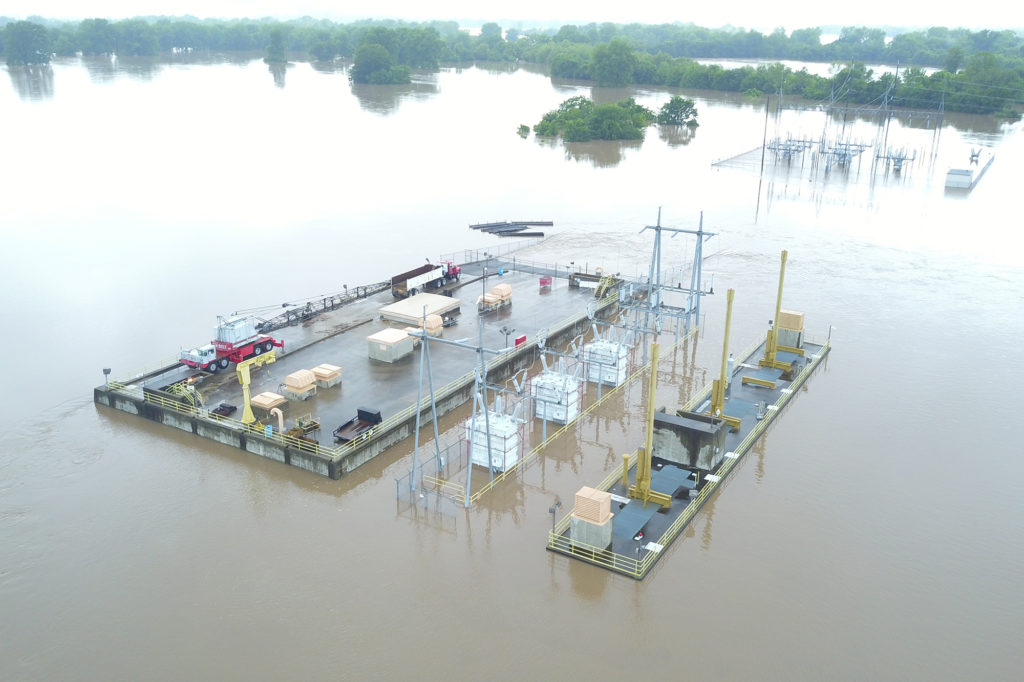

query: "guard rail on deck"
xmin=439 ymin=238 xmax=545 ymax=267
xmin=102 ymin=288 xmax=624 ymax=477
xmin=424 ymin=322 xmax=699 ymax=506
xmin=107 ymin=380 xmax=325 ymax=456
xmin=546 ymin=333 xmax=831 ymax=579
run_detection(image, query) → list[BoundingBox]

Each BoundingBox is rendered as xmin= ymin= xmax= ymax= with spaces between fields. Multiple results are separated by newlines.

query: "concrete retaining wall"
xmin=94 ymin=297 xmax=618 ymax=480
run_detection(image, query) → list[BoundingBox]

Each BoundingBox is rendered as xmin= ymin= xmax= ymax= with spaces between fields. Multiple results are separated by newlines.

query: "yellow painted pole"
xmin=774 ymin=250 xmax=788 ymax=330
xmin=636 ymin=342 xmax=660 ymax=493
xmin=628 ymin=342 xmax=672 ymax=508
xmin=710 ymin=289 xmax=734 ymax=417
xmin=763 ymin=250 xmax=788 ymax=367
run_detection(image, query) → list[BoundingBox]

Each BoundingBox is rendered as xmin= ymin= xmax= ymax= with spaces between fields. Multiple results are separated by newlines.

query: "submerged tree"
xmin=4 ymin=21 xmax=51 ymax=66
xmin=350 ymin=42 xmax=410 ymax=84
xmin=657 ymin=95 xmax=699 ymax=127
xmin=532 ymin=95 xmax=655 ymax=141
xmin=265 ymin=27 xmax=286 ymax=64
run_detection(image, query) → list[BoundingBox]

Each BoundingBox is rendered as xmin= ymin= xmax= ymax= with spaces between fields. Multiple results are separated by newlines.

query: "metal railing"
xmin=547 ymin=334 xmax=832 ymax=578
xmin=439 ymin=238 xmax=546 ymax=267
xmin=105 ymin=280 xmax=696 ymax=477
xmin=459 ymin=321 xmax=698 ymax=505
xmin=104 ymin=379 xmax=325 ymax=456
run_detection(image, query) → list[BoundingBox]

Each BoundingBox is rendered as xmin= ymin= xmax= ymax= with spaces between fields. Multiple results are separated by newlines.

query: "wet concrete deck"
xmin=120 ymin=266 xmax=600 ymax=450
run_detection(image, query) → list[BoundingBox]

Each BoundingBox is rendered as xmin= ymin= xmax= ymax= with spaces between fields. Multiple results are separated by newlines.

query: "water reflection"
xmin=267 ymin=62 xmax=288 ymax=88
xmin=8 ymin=65 xmax=54 ymax=101
xmin=82 ymin=55 xmax=118 ymax=83
xmin=564 ymin=140 xmax=643 ymax=168
xmin=78 ymin=55 xmax=164 ymax=82
xmin=114 ymin=57 xmax=163 ymax=81
xmin=658 ymin=124 xmax=696 ymax=147
xmin=568 ymin=554 xmax=608 ymax=600
xmin=472 ymin=61 xmax=518 ymax=75
xmin=310 ymin=60 xmax=346 ymax=75
xmin=350 ymin=79 xmax=439 ymax=115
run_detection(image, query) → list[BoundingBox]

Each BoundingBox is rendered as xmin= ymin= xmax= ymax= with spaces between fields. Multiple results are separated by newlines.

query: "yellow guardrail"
xmin=103 ymin=380 xmax=325 ymax=456
xmin=547 ymin=335 xmax=831 ymax=578
xmin=104 ymin=287 xmax=629 ymax=473
xmin=336 ymin=291 xmax=620 ymax=465
xmin=422 ymin=475 xmax=466 ymax=499
xmin=461 ymin=322 xmax=697 ymax=505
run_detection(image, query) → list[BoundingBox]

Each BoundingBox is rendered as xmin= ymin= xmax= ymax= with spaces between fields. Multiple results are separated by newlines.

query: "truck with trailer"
xmin=391 ymin=260 xmax=461 ymax=298
xmin=180 ymin=315 xmax=284 ymax=374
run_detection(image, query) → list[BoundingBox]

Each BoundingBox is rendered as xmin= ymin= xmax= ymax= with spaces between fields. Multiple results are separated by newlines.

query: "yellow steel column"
xmin=761 ymin=250 xmax=788 ymax=369
xmin=628 ymin=342 xmax=672 ymax=508
xmin=709 ymin=289 xmax=734 ymax=419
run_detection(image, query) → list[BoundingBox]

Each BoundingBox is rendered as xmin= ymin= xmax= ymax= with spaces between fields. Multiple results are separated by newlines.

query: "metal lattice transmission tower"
xmin=614 ymin=209 xmax=717 ymax=362
xmin=408 ymin=310 xmax=524 ymax=508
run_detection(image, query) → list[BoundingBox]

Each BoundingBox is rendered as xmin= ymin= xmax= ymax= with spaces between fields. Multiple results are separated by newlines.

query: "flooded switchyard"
xmin=2 ymin=58 xmax=1023 ymax=679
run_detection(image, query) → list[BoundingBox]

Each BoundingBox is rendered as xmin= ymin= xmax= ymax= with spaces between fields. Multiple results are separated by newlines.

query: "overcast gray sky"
xmin=4 ymin=1 xmax=1021 ymax=32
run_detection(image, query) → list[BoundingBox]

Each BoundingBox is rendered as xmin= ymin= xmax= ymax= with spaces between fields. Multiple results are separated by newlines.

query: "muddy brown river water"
xmin=2 ymin=57 xmax=1023 ymax=680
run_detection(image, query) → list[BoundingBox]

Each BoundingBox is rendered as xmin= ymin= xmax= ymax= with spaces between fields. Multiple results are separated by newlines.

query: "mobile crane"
xmin=180 ymin=315 xmax=284 ymax=374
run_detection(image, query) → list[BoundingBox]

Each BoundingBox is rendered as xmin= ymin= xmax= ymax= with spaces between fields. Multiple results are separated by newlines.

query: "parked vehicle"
xmin=391 ymin=260 xmax=461 ymax=298
xmin=180 ymin=315 xmax=284 ymax=373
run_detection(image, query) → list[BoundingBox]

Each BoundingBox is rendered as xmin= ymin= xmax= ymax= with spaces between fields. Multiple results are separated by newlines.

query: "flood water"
xmin=2 ymin=57 xmax=1023 ymax=680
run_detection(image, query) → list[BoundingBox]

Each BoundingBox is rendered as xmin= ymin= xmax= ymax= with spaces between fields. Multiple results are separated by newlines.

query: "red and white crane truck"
xmin=391 ymin=260 xmax=461 ymax=298
xmin=180 ymin=315 xmax=284 ymax=373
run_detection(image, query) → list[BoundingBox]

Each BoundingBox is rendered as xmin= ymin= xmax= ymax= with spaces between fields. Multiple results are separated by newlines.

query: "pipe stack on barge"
xmin=469 ymin=220 xmax=552 ymax=238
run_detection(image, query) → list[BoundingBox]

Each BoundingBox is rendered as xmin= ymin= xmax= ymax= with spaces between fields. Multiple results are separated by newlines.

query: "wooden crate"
xmin=312 ymin=364 xmax=341 ymax=381
xmin=573 ymin=486 xmax=612 ymax=523
xmin=777 ymin=309 xmax=804 ymax=331
xmin=252 ymin=392 xmax=286 ymax=410
xmin=284 ymin=369 xmax=316 ymax=389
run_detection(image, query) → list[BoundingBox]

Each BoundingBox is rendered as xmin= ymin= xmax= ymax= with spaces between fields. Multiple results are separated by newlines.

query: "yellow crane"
xmin=237 ymin=350 xmax=277 ymax=425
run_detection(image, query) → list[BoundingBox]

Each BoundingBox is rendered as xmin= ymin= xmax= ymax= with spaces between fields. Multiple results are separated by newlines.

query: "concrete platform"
xmin=97 ymin=265 xmax=603 ymax=477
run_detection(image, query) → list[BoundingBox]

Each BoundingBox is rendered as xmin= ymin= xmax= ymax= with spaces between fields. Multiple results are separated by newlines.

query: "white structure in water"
xmin=530 ymin=358 xmax=583 ymax=424
xmin=583 ymin=329 xmax=630 ymax=386
xmin=464 ymin=397 xmax=524 ymax=472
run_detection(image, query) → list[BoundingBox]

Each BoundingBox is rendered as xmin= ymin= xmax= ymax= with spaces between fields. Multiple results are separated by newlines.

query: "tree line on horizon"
xmin=3 ymin=16 xmax=1022 ymax=116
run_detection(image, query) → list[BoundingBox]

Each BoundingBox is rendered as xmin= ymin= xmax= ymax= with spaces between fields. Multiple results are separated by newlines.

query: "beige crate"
xmin=312 ymin=364 xmax=341 ymax=380
xmin=252 ymin=392 xmax=286 ymax=410
xmin=284 ymin=369 xmax=316 ymax=389
xmin=571 ymin=511 xmax=613 ymax=527
xmin=573 ymin=486 xmax=612 ymax=523
xmin=777 ymin=309 xmax=804 ymax=331
xmin=490 ymin=283 xmax=512 ymax=299
xmin=282 ymin=384 xmax=316 ymax=401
